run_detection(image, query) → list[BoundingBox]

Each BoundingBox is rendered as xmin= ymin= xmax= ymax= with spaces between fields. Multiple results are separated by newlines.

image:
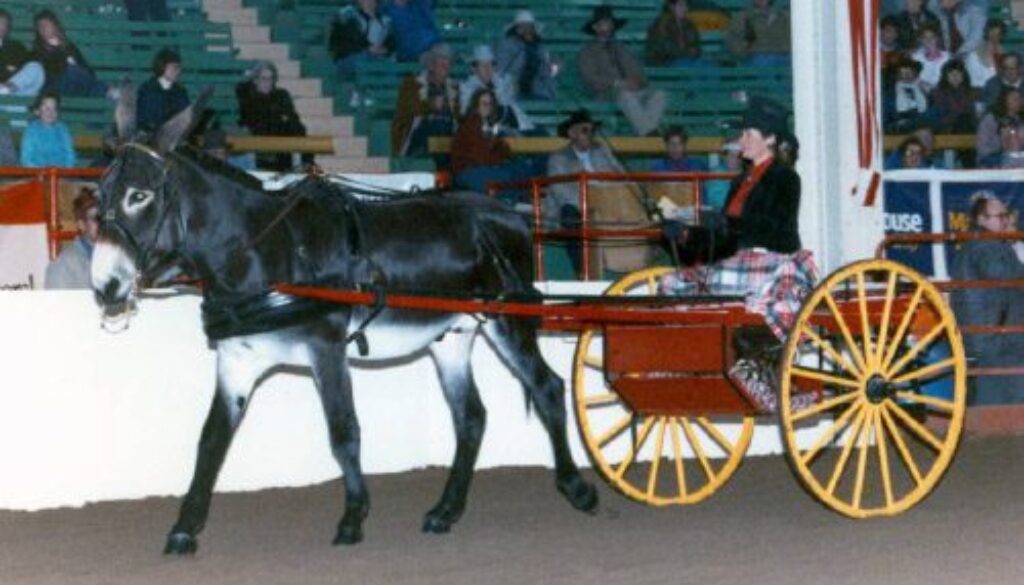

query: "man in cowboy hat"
xmin=391 ymin=43 xmax=459 ymax=158
xmin=494 ymin=9 xmax=557 ymax=101
xmin=459 ymin=44 xmax=534 ymax=131
xmin=578 ymin=5 xmax=667 ymax=136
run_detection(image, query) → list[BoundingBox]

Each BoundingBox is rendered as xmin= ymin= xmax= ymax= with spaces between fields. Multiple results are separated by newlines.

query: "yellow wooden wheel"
xmin=779 ymin=259 xmax=967 ymax=517
xmin=572 ymin=267 xmax=755 ymax=506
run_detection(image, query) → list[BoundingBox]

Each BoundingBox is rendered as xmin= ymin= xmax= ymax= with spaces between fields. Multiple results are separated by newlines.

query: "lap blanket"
xmin=659 ymin=249 xmax=819 ymax=340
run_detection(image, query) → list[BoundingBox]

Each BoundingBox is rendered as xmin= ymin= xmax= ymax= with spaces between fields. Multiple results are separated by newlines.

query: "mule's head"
xmin=92 ymin=85 xmax=211 ymax=315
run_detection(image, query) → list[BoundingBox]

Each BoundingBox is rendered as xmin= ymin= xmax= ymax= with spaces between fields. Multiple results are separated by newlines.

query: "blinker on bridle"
xmin=99 ymin=143 xmax=177 ymax=275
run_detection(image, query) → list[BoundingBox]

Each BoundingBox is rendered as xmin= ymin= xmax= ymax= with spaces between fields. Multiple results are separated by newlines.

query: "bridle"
xmin=99 ymin=143 xmax=181 ymax=277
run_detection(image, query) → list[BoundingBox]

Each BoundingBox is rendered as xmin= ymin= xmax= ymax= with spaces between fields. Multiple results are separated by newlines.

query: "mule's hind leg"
xmin=484 ymin=317 xmax=598 ymax=513
xmin=310 ymin=342 xmax=369 ymax=545
xmin=423 ymin=330 xmax=487 ymax=534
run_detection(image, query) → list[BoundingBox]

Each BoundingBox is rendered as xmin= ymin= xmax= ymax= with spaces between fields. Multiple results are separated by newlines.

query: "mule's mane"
xmin=174 ymin=145 xmax=267 ymax=192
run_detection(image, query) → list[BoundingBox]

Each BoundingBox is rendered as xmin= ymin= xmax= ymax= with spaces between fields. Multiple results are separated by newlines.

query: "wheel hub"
xmin=865 ymin=374 xmax=896 ymax=404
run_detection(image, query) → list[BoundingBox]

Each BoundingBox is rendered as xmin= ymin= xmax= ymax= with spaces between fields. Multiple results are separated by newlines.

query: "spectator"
xmin=20 ymin=92 xmax=76 ymax=168
xmin=44 ymin=188 xmax=98 ymax=289
xmin=0 ymin=122 xmax=15 ymax=166
xmin=0 ymin=10 xmax=44 ymax=96
xmin=391 ymin=43 xmax=458 ymax=158
xmin=894 ymin=0 xmax=940 ymax=51
xmin=450 ymin=88 xmax=534 ymax=199
xmin=494 ymin=10 xmax=557 ymax=101
xmin=885 ymin=135 xmax=931 ymax=169
xmin=124 ymin=0 xmax=170 ymax=22
xmin=951 ymin=191 xmax=1024 ymax=404
xmin=32 ymin=10 xmax=112 ymax=99
xmin=926 ymin=59 xmax=976 ymax=133
xmin=137 ymin=48 xmax=189 ymax=134
xmin=383 ymin=0 xmax=440 ymax=64
xmin=885 ymin=56 xmax=928 ymax=132
xmin=963 ymin=18 xmax=1005 ymax=91
xmin=930 ymin=0 xmax=985 ymax=58
xmin=546 ymin=109 xmax=626 ymax=271
xmin=910 ymin=24 xmax=950 ymax=91
xmin=459 ymin=45 xmax=533 ymax=133
xmin=578 ymin=6 xmax=666 ymax=136
xmin=236 ymin=60 xmax=314 ymax=172
xmin=705 ymin=140 xmax=743 ymax=210
xmin=880 ymin=15 xmax=904 ymax=72
xmin=981 ymin=52 xmax=1023 ymax=112
xmin=652 ymin=125 xmax=707 ymax=173
xmin=976 ymin=87 xmax=1024 ymax=166
xmin=329 ymin=0 xmax=394 ymax=83
xmin=725 ymin=0 xmax=791 ymax=67
xmin=645 ymin=0 xmax=703 ymax=67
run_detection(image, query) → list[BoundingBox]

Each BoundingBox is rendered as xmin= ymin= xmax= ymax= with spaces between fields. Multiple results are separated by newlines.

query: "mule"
xmin=91 ymin=92 xmax=597 ymax=554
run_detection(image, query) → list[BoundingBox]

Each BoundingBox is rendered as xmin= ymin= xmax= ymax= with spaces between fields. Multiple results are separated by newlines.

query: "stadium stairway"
xmin=201 ymin=0 xmax=388 ymax=172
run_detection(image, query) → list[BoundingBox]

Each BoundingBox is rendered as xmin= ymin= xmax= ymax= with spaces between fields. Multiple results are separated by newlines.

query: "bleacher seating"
xmin=0 ymin=0 xmax=256 ymax=146
xmin=241 ymin=0 xmax=794 ymax=171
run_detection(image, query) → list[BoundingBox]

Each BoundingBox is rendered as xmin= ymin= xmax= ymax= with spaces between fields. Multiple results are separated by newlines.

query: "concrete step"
xmin=332 ymin=137 xmax=368 ymax=157
xmin=234 ymin=42 xmax=290 ymax=61
xmin=294 ymin=97 xmax=334 ymax=118
xmin=232 ymin=25 xmax=270 ymax=44
xmin=317 ymin=156 xmax=390 ymax=173
xmin=277 ymin=77 xmax=322 ymax=99
xmin=304 ymin=115 xmax=353 ymax=136
xmin=205 ymin=8 xmax=258 ymax=25
xmin=203 ymin=0 xmax=243 ymax=10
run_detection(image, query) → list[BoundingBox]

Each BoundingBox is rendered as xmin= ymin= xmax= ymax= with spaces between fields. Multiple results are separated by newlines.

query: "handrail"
xmin=489 ymin=171 xmax=736 ymax=280
xmin=68 ymin=135 xmax=336 ymax=154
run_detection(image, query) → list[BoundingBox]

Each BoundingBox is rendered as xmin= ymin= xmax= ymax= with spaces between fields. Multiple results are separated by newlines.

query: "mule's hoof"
xmin=421 ymin=514 xmax=453 ymax=535
xmin=332 ymin=524 xmax=364 ymax=546
xmin=163 ymin=532 xmax=197 ymax=556
xmin=559 ymin=478 xmax=599 ymax=514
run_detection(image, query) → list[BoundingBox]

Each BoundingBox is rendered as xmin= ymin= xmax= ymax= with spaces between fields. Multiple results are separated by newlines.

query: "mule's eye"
xmin=123 ymin=188 xmax=154 ymax=215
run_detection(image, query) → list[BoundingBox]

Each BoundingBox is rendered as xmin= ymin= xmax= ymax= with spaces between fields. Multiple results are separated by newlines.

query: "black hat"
xmin=557 ymin=109 xmax=602 ymax=137
xmin=725 ymin=96 xmax=790 ymax=139
xmin=582 ymin=5 xmax=627 ymax=35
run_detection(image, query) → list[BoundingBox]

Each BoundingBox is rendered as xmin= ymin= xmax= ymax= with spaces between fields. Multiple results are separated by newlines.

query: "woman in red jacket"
xmin=450 ymin=88 xmax=534 ymax=202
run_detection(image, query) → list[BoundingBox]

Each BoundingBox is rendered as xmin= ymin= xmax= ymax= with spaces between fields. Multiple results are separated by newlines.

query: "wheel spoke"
xmin=799 ymin=401 xmax=864 ymax=466
xmin=696 ymin=417 xmax=737 ymax=456
xmin=645 ymin=274 xmax=658 ymax=294
xmin=875 ymin=408 xmax=895 ymax=508
xmin=894 ymin=391 xmax=956 ymax=414
xmin=582 ymin=353 xmax=603 ymax=370
xmin=886 ymin=321 xmax=949 ymax=379
xmin=680 ymin=417 xmax=715 ymax=484
xmin=881 ymin=284 xmax=924 ymax=372
xmin=585 ymin=392 xmax=621 ymax=407
xmin=791 ymin=391 xmax=860 ymax=423
xmin=799 ymin=326 xmax=862 ymax=379
xmin=790 ymin=366 xmax=862 ymax=389
xmin=880 ymin=405 xmax=924 ymax=486
xmin=885 ymin=402 xmax=943 ymax=452
xmin=851 ymin=409 xmax=872 ymax=509
xmin=670 ymin=417 xmax=687 ymax=497
xmin=823 ymin=289 xmax=868 ymax=375
xmin=856 ymin=272 xmax=875 ymax=370
xmin=875 ymin=271 xmax=898 ymax=367
xmin=596 ymin=414 xmax=632 ymax=448
xmin=646 ymin=418 xmax=668 ymax=499
xmin=891 ymin=358 xmax=957 ymax=386
xmin=826 ymin=406 xmax=869 ymax=495
xmin=613 ymin=417 xmax=656 ymax=479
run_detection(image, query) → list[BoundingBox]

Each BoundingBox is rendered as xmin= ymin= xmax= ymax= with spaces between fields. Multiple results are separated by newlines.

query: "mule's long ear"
xmin=114 ymin=80 xmax=136 ymax=143
xmin=153 ymin=86 xmax=214 ymax=154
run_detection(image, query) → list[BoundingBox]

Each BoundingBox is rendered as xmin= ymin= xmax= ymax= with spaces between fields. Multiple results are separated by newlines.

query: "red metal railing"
xmin=489 ymin=171 xmax=736 ymax=281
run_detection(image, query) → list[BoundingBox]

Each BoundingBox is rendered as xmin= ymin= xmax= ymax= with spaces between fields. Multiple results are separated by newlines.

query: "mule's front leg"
xmin=311 ymin=343 xmax=369 ymax=545
xmin=164 ymin=388 xmax=239 ymax=555
xmin=165 ymin=343 xmax=259 ymax=555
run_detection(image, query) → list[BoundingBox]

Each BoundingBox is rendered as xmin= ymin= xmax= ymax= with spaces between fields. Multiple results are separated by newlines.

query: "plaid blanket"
xmin=659 ymin=249 xmax=820 ymax=340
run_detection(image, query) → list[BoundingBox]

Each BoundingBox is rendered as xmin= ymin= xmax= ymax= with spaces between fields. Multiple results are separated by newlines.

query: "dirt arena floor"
xmin=2 ymin=434 xmax=1023 ymax=585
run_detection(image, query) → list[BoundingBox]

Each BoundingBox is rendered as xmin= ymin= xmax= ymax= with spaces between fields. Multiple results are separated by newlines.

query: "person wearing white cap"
xmin=494 ymin=9 xmax=557 ymax=101
xmin=459 ymin=44 xmax=534 ymax=132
